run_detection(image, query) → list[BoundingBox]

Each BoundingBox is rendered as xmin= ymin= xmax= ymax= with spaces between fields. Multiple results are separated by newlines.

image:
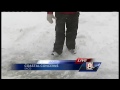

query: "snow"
xmin=1 ymin=12 xmax=119 ymax=79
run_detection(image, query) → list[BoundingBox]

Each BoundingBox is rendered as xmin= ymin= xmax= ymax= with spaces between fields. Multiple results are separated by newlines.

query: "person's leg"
xmin=66 ymin=12 xmax=79 ymax=50
xmin=53 ymin=13 xmax=66 ymax=55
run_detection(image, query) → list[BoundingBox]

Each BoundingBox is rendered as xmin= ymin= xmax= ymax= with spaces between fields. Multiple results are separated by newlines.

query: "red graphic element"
xmin=75 ymin=58 xmax=93 ymax=64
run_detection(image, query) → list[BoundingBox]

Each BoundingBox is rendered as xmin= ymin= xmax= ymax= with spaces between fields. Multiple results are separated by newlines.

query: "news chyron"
xmin=11 ymin=58 xmax=101 ymax=72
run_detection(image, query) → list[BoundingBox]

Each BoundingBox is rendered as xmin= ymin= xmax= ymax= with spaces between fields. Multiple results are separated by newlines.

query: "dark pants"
xmin=53 ymin=12 xmax=80 ymax=54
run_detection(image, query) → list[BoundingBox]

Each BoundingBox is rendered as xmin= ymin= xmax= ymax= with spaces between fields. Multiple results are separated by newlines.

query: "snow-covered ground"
xmin=1 ymin=12 xmax=119 ymax=79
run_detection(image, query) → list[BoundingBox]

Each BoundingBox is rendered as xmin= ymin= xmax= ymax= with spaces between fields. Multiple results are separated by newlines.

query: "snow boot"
xmin=68 ymin=49 xmax=76 ymax=54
